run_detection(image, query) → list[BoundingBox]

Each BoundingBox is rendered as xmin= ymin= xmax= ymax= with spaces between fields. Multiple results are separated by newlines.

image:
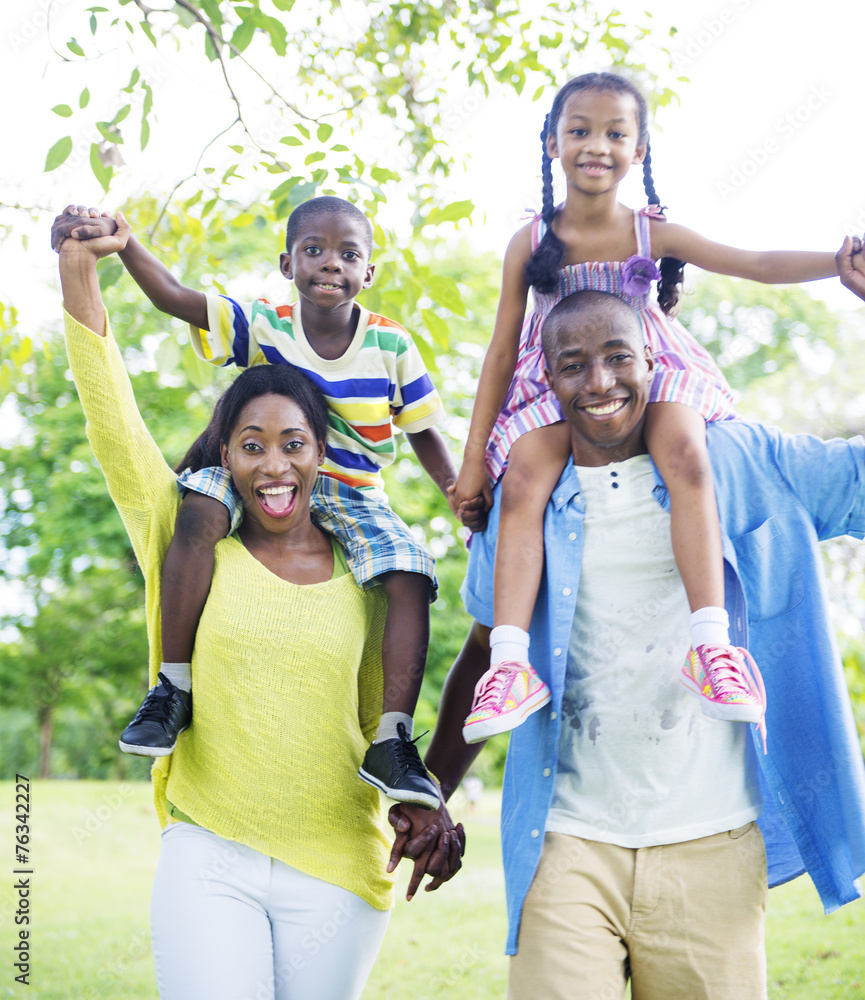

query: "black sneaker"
xmin=358 ymin=723 xmax=440 ymax=810
xmin=118 ymin=673 xmax=192 ymax=757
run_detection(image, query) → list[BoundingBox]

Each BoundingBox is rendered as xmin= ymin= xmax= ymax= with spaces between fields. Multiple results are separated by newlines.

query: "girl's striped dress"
xmin=485 ymin=210 xmax=736 ymax=482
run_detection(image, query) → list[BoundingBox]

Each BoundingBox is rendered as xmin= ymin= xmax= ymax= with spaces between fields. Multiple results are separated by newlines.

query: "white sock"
xmin=374 ymin=712 xmax=413 ymax=743
xmin=160 ymin=662 xmax=192 ymax=693
xmin=490 ymin=625 xmax=530 ymax=667
xmin=689 ymin=608 xmax=730 ymax=649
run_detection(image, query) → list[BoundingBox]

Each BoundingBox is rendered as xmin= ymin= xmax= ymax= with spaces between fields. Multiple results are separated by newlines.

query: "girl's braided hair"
xmin=524 ymin=72 xmax=684 ymax=314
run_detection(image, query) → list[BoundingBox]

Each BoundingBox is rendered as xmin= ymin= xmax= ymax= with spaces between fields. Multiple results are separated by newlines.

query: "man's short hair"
xmin=541 ymin=290 xmax=643 ymax=364
xmin=284 ymin=196 xmax=373 ymax=256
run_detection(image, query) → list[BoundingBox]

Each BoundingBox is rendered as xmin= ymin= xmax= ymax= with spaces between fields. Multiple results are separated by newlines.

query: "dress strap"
xmin=531 ymin=213 xmax=545 ymax=252
xmin=633 ymin=209 xmax=652 ymax=258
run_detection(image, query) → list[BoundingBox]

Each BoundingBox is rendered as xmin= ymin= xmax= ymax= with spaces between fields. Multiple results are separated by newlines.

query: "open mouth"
xmin=582 ymin=398 xmax=627 ymax=417
xmin=579 ymin=162 xmax=611 ymax=176
xmin=312 ymin=282 xmax=343 ymax=291
xmin=256 ymin=484 xmax=298 ymax=518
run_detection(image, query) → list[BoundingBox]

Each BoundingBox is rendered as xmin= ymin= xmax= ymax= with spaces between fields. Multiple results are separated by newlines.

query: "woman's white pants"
xmin=151 ymin=823 xmax=390 ymax=1000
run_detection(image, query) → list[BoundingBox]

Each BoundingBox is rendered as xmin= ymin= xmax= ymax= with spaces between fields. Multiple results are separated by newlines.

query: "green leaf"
xmin=79 ymin=87 xmax=91 ymax=109
xmin=304 ymin=151 xmax=326 ymax=165
xmin=294 ymin=123 xmax=310 ymax=139
xmin=261 ymin=14 xmax=287 ymax=56
xmin=199 ymin=0 xmax=224 ymax=26
xmin=52 ymin=104 xmax=74 ymax=118
xmin=330 ymin=144 xmax=349 ymax=152
xmin=271 ymin=176 xmax=302 ymax=202
xmin=229 ymin=144 xmax=244 ymax=154
xmin=44 ymin=136 xmax=73 ymax=172
xmin=271 ymin=0 xmax=295 ymax=9
xmin=96 ymin=122 xmax=123 ymax=144
xmin=97 ymin=258 xmax=123 ymax=291
xmin=67 ymin=38 xmax=85 ymax=56
xmin=424 ymin=200 xmax=474 ymax=226
xmin=420 ymin=307 xmax=449 ymax=347
xmin=230 ymin=18 xmax=255 ymax=54
xmin=279 ymin=136 xmax=304 ymax=146
xmin=89 ymin=143 xmax=113 ymax=192
xmin=139 ymin=20 xmax=157 ymax=46
xmin=204 ymin=30 xmax=219 ymax=61
xmin=317 ymin=123 xmax=333 ymax=142
xmin=112 ymin=103 xmax=131 ymax=124
xmin=142 ymin=82 xmax=153 ymax=118
xmin=90 ymin=12 xmax=97 ymax=34
xmin=140 ymin=118 xmax=150 ymax=150
xmin=370 ymin=166 xmax=399 ymax=183
xmin=156 ymin=336 xmax=181 ymax=377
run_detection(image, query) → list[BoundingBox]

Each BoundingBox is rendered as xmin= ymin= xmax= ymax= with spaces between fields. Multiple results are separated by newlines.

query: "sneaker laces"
xmin=393 ymin=723 xmax=429 ymax=777
xmin=472 ymin=662 xmax=523 ymax=713
xmin=700 ymin=647 xmax=768 ymax=754
xmin=129 ymin=672 xmax=182 ymax=724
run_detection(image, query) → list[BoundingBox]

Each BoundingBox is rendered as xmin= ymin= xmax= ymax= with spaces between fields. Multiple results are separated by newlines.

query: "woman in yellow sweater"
xmin=56 ymin=220 xmax=460 ymax=998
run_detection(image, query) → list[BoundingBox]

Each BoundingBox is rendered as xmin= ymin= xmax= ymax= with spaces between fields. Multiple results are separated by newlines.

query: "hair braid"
xmin=642 ymin=143 xmax=685 ymax=315
xmin=524 ymin=115 xmax=567 ymax=292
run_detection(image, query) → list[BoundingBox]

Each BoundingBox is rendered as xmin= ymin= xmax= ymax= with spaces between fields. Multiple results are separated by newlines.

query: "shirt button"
xmin=554 ymin=648 xmax=562 ymax=656
xmin=550 ymin=711 xmax=557 ymax=720
xmin=562 ymin=587 xmax=571 ymax=596
xmin=568 ymin=532 xmax=577 ymax=541
xmin=531 ymin=829 xmax=540 ymax=838
xmin=543 ymin=768 xmax=551 ymax=777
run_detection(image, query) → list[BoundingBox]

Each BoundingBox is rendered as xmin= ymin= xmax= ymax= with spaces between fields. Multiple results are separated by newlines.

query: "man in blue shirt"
xmin=391 ymin=244 xmax=865 ymax=1000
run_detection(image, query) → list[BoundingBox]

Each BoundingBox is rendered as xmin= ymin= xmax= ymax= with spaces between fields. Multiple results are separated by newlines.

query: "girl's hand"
xmin=836 ymin=234 xmax=865 ymax=302
xmin=53 ymin=209 xmax=131 ymax=260
xmin=449 ymin=457 xmax=493 ymax=529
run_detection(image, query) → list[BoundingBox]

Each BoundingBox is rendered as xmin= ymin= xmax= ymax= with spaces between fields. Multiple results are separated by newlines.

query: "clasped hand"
xmin=51 ymin=205 xmax=128 ymax=258
xmin=387 ymin=801 xmax=465 ymax=901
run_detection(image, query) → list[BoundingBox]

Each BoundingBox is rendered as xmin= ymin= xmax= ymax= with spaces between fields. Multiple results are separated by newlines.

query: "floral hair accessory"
xmin=621 ymin=254 xmax=660 ymax=296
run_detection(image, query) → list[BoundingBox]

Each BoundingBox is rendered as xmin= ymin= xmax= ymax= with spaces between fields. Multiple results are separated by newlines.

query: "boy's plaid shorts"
xmin=177 ymin=466 xmax=437 ymax=600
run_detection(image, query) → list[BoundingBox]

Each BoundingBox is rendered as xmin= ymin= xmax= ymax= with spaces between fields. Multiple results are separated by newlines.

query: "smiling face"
xmin=279 ymin=213 xmax=374 ymax=313
xmin=544 ymin=295 xmax=653 ymax=466
xmin=546 ymin=88 xmax=646 ymax=197
xmin=219 ymin=394 xmax=326 ymax=537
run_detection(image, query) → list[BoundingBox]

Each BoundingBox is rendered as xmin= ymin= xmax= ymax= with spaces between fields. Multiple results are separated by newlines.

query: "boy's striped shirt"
xmin=190 ymin=294 xmax=444 ymax=492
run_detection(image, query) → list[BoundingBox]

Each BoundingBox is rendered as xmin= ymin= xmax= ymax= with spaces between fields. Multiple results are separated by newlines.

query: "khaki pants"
xmin=509 ymin=824 xmax=767 ymax=1000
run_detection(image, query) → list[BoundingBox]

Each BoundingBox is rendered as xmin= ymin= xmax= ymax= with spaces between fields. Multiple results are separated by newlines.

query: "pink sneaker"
xmin=462 ymin=661 xmax=551 ymax=745
xmin=681 ymin=644 xmax=767 ymax=752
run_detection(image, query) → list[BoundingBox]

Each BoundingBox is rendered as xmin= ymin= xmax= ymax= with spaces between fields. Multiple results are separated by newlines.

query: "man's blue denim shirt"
xmin=463 ymin=420 xmax=865 ymax=955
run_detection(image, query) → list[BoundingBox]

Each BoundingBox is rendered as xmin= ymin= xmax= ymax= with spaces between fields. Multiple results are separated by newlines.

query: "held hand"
xmin=836 ymin=234 xmax=865 ymax=302
xmin=52 ymin=206 xmax=129 ymax=257
xmin=449 ymin=459 xmax=493 ymax=529
xmin=387 ymin=801 xmax=465 ymax=901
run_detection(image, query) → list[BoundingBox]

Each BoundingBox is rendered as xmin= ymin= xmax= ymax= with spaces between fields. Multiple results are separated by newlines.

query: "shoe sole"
xmin=680 ymin=674 xmax=763 ymax=724
xmin=356 ymin=768 xmax=440 ymax=811
xmin=462 ymin=687 xmax=552 ymax=745
xmin=118 ymin=740 xmax=176 ymax=757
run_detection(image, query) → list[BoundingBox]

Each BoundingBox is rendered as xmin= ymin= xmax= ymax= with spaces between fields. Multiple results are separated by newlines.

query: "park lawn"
xmin=0 ymin=781 xmax=862 ymax=999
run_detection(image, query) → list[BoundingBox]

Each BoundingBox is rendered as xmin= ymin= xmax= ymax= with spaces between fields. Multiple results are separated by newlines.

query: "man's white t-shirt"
xmin=545 ymin=455 xmax=761 ymax=848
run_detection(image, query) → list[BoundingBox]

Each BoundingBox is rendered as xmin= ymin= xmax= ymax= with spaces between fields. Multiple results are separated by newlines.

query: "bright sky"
xmin=1 ymin=0 xmax=864 ymax=323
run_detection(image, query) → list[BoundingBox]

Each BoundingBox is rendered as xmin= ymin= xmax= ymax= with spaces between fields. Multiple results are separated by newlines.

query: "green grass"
xmin=0 ymin=781 xmax=862 ymax=998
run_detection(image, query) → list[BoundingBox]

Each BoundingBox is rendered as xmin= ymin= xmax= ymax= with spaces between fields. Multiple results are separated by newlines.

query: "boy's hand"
xmin=51 ymin=205 xmax=122 ymax=253
xmin=53 ymin=209 xmax=131 ymax=260
xmin=836 ymin=234 xmax=865 ymax=302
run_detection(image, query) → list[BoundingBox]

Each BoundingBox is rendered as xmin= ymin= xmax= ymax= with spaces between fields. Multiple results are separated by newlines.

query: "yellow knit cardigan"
xmin=65 ymin=310 xmax=394 ymax=910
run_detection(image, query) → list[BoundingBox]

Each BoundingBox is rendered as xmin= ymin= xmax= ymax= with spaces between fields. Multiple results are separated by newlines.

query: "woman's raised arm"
xmin=57 ymin=212 xmax=179 ymax=563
